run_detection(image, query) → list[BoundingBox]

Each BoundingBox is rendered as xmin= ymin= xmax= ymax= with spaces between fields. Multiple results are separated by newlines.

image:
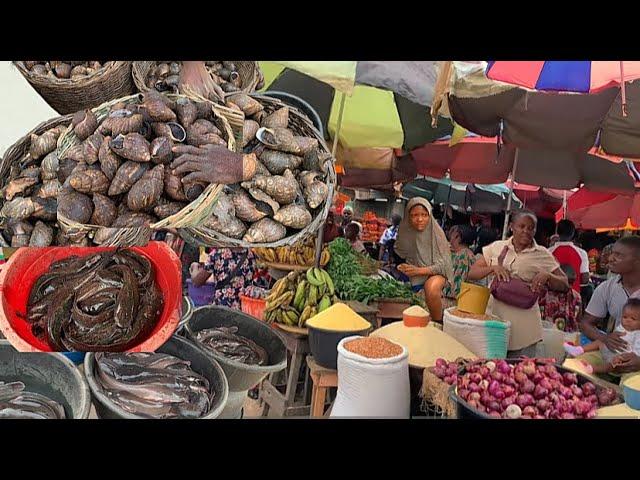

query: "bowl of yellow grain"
xmin=306 ymin=303 xmax=372 ymax=370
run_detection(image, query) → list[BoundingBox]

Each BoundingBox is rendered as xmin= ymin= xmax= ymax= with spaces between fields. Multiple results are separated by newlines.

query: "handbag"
xmin=490 ymin=246 xmax=539 ymax=309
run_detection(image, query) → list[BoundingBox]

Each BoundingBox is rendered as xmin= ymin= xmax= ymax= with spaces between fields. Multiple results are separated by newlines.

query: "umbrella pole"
xmin=563 ymin=190 xmax=568 ymax=220
xmin=442 ymin=185 xmax=452 ymax=228
xmin=315 ymin=92 xmax=347 ymax=267
xmin=502 ymin=153 xmax=520 ymax=240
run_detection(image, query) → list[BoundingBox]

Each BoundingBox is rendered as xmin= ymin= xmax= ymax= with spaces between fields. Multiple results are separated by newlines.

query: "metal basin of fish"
xmin=195 ymin=326 xmax=269 ymax=366
xmin=186 ymin=306 xmax=286 ymax=387
xmin=0 ymin=340 xmax=91 ymax=419
xmin=84 ymin=335 xmax=228 ymax=419
xmin=0 ymin=242 xmax=181 ymax=352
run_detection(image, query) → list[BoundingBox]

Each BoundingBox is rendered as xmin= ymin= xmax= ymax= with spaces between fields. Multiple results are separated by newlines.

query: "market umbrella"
xmin=511 ymin=183 xmax=573 ymax=220
xmin=403 ymin=176 xmax=522 ymax=214
xmin=436 ymin=62 xmax=640 ymax=159
xmin=409 ymin=135 xmax=638 ymax=193
xmin=259 ymin=61 xmax=453 ymax=150
xmin=564 ymin=187 xmax=640 ymax=230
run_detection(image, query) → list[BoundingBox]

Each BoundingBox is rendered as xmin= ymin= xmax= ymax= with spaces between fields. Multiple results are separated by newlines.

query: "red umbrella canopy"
xmin=565 ymin=187 xmax=640 ymax=230
xmin=410 ymin=135 xmax=637 ymax=193
xmin=511 ymin=182 xmax=572 ymax=220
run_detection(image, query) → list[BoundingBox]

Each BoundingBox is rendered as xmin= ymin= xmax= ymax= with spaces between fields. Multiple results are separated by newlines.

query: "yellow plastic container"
xmin=456 ymin=282 xmax=490 ymax=315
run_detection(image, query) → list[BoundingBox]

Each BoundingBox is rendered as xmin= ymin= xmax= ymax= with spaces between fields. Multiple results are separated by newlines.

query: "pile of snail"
xmin=198 ymin=93 xmax=332 ymax=244
xmin=21 ymin=61 xmax=113 ymax=80
xmin=0 ymin=122 xmax=68 ymax=246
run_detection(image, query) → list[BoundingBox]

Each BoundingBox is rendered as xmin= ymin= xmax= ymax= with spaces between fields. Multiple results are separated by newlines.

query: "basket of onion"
xmin=434 ymin=357 xmax=622 ymax=419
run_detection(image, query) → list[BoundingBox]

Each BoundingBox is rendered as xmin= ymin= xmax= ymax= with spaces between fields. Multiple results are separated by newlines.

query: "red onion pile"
xmin=433 ymin=358 xmax=619 ymax=419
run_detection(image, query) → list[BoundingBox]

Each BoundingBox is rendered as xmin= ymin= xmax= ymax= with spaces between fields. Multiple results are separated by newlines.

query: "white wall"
xmin=0 ymin=61 xmax=57 ymax=155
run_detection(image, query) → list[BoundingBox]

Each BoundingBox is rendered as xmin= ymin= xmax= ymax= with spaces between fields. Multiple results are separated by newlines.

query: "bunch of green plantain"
xmin=264 ymin=267 xmax=338 ymax=328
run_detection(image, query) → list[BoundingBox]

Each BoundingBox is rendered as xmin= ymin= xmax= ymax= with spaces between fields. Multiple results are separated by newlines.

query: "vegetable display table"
xmin=307 ymin=356 xmax=338 ymax=417
xmin=260 ymin=329 xmax=312 ymax=417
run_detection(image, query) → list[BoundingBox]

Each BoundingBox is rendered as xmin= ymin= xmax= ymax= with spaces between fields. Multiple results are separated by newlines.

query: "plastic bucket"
xmin=0 ymin=242 xmax=182 ymax=352
xmin=622 ymin=375 xmax=640 ymax=410
xmin=0 ymin=340 xmax=91 ymax=418
xmin=177 ymin=296 xmax=194 ymax=334
xmin=187 ymin=279 xmax=215 ymax=307
xmin=308 ymin=325 xmax=371 ymax=370
xmin=84 ymin=335 xmax=229 ymax=419
xmin=240 ymin=295 xmax=266 ymax=321
xmin=456 ymin=282 xmax=490 ymax=315
xmin=185 ymin=305 xmax=287 ymax=418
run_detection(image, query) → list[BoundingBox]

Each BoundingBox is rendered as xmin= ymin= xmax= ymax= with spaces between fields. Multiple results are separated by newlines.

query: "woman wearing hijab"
xmin=395 ymin=198 xmax=454 ymax=323
xmin=468 ymin=211 xmax=570 ymax=357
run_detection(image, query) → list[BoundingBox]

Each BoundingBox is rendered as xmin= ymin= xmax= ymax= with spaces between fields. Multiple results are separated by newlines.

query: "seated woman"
xmin=394 ymin=198 xmax=454 ymax=323
xmin=345 ymin=222 xmax=367 ymax=254
xmin=443 ymin=224 xmax=478 ymax=301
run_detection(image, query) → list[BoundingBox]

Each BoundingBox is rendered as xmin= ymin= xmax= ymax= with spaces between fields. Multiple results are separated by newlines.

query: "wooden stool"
xmin=260 ymin=329 xmax=311 ymax=417
xmin=307 ymin=356 xmax=338 ymax=418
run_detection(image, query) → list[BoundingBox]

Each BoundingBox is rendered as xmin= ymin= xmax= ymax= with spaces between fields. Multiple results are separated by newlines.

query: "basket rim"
xmin=55 ymin=92 xmax=235 ymax=241
xmin=14 ymin=61 xmax=132 ymax=89
xmin=132 ymin=61 xmax=260 ymax=95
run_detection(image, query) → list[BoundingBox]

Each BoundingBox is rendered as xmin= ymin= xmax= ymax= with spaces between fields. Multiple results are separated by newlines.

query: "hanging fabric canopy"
xmin=410 ymin=135 xmax=638 ymax=193
xmin=564 ymin=187 xmax=640 ymax=230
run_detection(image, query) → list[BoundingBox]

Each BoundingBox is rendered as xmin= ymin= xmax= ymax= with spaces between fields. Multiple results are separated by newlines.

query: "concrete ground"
xmin=0 ymin=61 xmax=57 ymax=155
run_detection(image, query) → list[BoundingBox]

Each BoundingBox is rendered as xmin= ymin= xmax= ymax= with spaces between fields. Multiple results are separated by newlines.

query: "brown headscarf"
xmin=395 ymin=197 xmax=454 ymax=285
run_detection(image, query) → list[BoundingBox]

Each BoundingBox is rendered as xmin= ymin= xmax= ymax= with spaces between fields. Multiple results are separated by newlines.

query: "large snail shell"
xmin=259 ymin=149 xmax=303 ymax=175
xmin=90 ymin=193 xmax=117 ymax=227
xmin=0 ymin=197 xmax=36 ymax=221
xmin=57 ymin=191 xmax=93 ymax=223
xmin=154 ymin=201 xmax=187 ymax=219
xmin=164 ymin=170 xmax=189 ymax=201
xmin=108 ymin=161 xmax=148 ymax=196
xmin=242 ymin=218 xmax=287 ymax=243
xmin=273 ymin=204 xmax=312 ymax=229
xmin=99 ymin=110 xmax=144 ymax=137
xmin=204 ymin=214 xmax=247 ymax=240
xmin=127 ymin=165 xmax=165 ymax=211
xmin=69 ymin=169 xmax=110 ymax=194
xmin=231 ymin=189 xmax=267 ymax=223
xmin=151 ymin=122 xmax=186 ymax=143
xmin=82 ymin=132 xmax=105 ymax=165
xmin=112 ymin=211 xmax=156 ymax=228
xmin=304 ymin=180 xmax=329 ymax=210
xmin=29 ymin=129 xmax=59 ymax=160
xmin=109 ymin=133 xmax=151 ymax=162
xmin=98 ymin=136 xmax=121 ymax=180
xmin=261 ymin=107 xmax=290 ymax=129
xmin=72 ymin=109 xmax=98 ymax=141
xmin=150 ymin=136 xmax=173 ymax=164
xmin=256 ymin=128 xmax=302 ymax=155
xmin=141 ymin=91 xmax=177 ymax=122
xmin=34 ymin=179 xmax=62 ymax=199
xmin=242 ymin=120 xmax=260 ymax=148
xmin=41 ymin=151 xmax=59 ymax=181
xmin=28 ymin=221 xmax=54 ymax=247
xmin=251 ymin=169 xmax=298 ymax=205
xmin=226 ymin=94 xmax=263 ymax=116
xmin=2 ymin=177 xmax=38 ymax=201
xmin=176 ymin=98 xmax=198 ymax=127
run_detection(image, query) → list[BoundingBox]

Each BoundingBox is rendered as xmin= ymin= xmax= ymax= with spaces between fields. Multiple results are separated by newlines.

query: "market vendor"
xmin=345 ymin=222 xmax=367 ymax=254
xmin=577 ymin=237 xmax=640 ymax=379
xmin=169 ymin=61 xmax=257 ymax=185
xmin=468 ymin=211 xmax=570 ymax=358
xmin=394 ymin=198 xmax=454 ymax=323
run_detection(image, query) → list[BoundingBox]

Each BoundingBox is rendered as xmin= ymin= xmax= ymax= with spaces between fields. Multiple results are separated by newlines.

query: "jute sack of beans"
xmin=331 ymin=336 xmax=410 ymax=418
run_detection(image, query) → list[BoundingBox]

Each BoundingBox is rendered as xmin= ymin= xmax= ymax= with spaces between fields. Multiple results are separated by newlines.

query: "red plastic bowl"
xmin=0 ymin=242 xmax=182 ymax=352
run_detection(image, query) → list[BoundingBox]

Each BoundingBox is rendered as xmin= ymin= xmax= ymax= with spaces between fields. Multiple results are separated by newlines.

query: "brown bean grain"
xmin=344 ymin=337 xmax=403 ymax=359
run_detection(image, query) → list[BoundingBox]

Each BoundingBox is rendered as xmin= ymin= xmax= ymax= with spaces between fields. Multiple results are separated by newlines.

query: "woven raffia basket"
xmin=0 ymin=115 xmax=73 ymax=247
xmin=14 ymin=61 xmax=135 ymax=115
xmin=55 ymin=92 xmax=235 ymax=247
xmin=179 ymin=93 xmax=336 ymax=248
xmin=132 ymin=61 xmax=260 ymax=97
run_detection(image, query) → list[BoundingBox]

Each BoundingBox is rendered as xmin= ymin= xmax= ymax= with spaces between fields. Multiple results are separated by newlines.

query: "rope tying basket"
xmin=179 ymin=93 xmax=336 ymax=248
xmin=56 ymin=93 xmax=234 ymax=246
xmin=14 ymin=61 xmax=135 ymax=115
xmin=132 ymin=61 xmax=260 ymax=96
xmin=0 ymin=115 xmax=73 ymax=247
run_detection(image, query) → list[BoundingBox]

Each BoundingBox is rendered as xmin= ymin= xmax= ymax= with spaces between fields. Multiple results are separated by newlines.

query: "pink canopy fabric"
xmin=564 ymin=187 xmax=640 ymax=229
xmin=410 ymin=136 xmax=637 ymax=193
xmin=511 ymin=182 xmax=572 ymax=220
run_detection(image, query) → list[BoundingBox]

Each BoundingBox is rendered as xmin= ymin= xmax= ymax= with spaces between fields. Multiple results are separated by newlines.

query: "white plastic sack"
xmin=443 ymin=308 xmax=511 ymax=359
xmin=331 ymin=336 xmax=410 ymax=418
